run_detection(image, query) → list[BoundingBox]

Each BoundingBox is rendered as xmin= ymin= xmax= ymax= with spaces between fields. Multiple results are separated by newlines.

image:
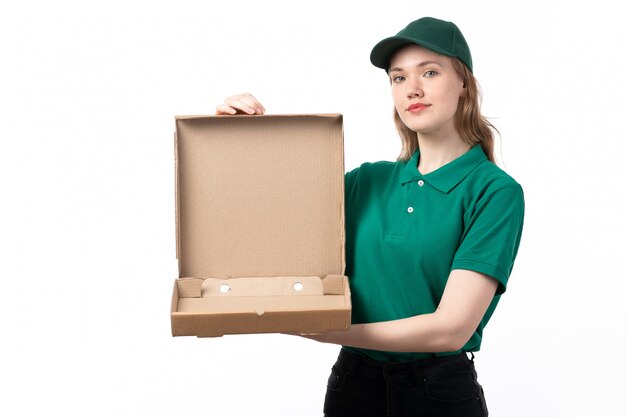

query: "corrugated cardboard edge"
xmin=175 ymin=113 xmax=342 ymax=120
xmin=170 ymin=280 xmax=179 ymax=336
xmin=174 ymin=129 xmax=181 ymax=273
xmin=339 ymin=116 xmax=346 ymax=276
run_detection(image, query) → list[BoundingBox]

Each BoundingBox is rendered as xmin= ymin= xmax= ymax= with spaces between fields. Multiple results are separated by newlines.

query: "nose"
xmin=406 ymin=76 xmax=423 ymax=98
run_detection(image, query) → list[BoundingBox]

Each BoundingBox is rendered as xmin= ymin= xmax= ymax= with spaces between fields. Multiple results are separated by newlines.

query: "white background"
xmin=1 ymin=1 xmax=624 ymax=416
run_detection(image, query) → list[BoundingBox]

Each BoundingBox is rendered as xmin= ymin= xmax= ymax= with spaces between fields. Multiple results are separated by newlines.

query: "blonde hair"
xmin=394 ymin=57 xmax=497 ymax=163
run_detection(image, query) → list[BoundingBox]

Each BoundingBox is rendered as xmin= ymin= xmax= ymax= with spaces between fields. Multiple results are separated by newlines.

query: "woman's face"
xmin=389 ymin=44 xmax=465 ymax=137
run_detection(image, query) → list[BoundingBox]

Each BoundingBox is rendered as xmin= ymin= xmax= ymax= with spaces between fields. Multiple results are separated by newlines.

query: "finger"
xmin=215 ymin=103 xmax=237 ymax=115
xmin=227 ymin=98 xmax=261 ymax=115
xmin=230 ymin=95 xmax=261 ymax=113
xmin=237 ymin=93 xmax=262 ymax=107
xmin=227 ymin=94 xmax=265 ymax=114
xmin=242 ymin=94 xmax=266 ymax=113
xmin=245 ymin=94 xmax=265 ymax=114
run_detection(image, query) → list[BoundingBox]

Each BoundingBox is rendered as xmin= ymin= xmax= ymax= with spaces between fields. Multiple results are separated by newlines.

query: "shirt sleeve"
xmin=451 ymin=182 xmax=525 ymax=295
xmin=345 ymin=166 xmax=360 ymax=197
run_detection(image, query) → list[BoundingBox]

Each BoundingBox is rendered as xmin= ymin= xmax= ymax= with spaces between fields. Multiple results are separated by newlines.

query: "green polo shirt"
xmin=343 ymin=145 xmax=524 ymax=362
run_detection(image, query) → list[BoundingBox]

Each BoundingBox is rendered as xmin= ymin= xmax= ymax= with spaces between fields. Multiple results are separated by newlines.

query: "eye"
xmin=392 ymin=75 xmax=405 ymax=83
xmin=424 ymin=70 xmax=437 ymax=77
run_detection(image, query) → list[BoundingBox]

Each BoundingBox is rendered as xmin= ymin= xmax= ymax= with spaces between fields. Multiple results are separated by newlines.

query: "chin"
xmin=403 ymin=121 xmax=430 ymax=134
xmin=397 ymin=115 xmax=427 ymax=133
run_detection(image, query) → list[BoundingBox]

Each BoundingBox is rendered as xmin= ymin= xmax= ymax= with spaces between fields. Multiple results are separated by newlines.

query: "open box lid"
xmin=175 ymin=114 xmax=345 ymax=280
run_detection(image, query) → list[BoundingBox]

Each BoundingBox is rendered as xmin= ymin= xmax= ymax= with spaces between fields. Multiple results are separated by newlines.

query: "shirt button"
xmin=417 ymin=180 xmax=425 ymax=187
xmin=407 ymin=207 xmax=414 ymax=213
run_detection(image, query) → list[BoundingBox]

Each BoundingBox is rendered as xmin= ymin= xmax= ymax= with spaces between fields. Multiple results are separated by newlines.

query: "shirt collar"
xmin=398 ymin=145 xmax=487 ymax=193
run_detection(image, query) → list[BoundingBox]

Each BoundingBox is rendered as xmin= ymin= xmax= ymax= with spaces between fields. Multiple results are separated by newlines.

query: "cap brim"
xmin=370 ymin=36 xmax=457 ymax=71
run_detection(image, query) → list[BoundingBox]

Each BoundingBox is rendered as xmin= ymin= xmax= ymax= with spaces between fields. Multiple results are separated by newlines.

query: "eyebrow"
xmin=389 ymin=60 xmax=444 ymax=73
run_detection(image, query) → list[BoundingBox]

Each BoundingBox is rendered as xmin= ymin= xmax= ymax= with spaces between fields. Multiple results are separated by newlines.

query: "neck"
xmin=416 ymin=130 xmax=469 ymax=175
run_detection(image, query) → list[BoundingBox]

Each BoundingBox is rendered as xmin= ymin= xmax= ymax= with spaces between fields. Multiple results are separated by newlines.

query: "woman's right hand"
xmin=215 ymin=93 xmax=266 ymax=115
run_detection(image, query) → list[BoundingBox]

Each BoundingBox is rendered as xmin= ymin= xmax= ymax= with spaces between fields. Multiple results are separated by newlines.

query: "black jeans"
xmin=324 ymin=348 xmax=489 ymax=417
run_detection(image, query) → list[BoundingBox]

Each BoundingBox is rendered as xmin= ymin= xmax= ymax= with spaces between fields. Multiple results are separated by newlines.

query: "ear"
xmin=459 ymin=82 xmax=467 ymax=97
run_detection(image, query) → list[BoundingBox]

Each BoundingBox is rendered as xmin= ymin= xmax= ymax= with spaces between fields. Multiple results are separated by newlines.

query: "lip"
xmin=407 ymin=103 xmax=430 ymax=112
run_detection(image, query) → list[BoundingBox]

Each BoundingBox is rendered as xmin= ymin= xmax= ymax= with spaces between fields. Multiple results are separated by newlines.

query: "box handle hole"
xmin=219 ymin=284 xmax=231 ymax=294
xmin=293 ymin=282 xmax=304 ymax=292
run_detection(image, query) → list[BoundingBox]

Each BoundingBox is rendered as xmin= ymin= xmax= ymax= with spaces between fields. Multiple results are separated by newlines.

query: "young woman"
xmin=216 ymin=17 xmax=524 ymax=417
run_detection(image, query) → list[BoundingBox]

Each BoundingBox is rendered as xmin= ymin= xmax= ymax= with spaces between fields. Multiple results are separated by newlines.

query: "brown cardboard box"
xmin=170 ymin=114 xmax=351 ymax=337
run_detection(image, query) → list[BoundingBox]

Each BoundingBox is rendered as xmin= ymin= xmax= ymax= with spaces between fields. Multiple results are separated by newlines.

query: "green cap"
xmin=370 ymin=17 xmax=473 ymax=73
